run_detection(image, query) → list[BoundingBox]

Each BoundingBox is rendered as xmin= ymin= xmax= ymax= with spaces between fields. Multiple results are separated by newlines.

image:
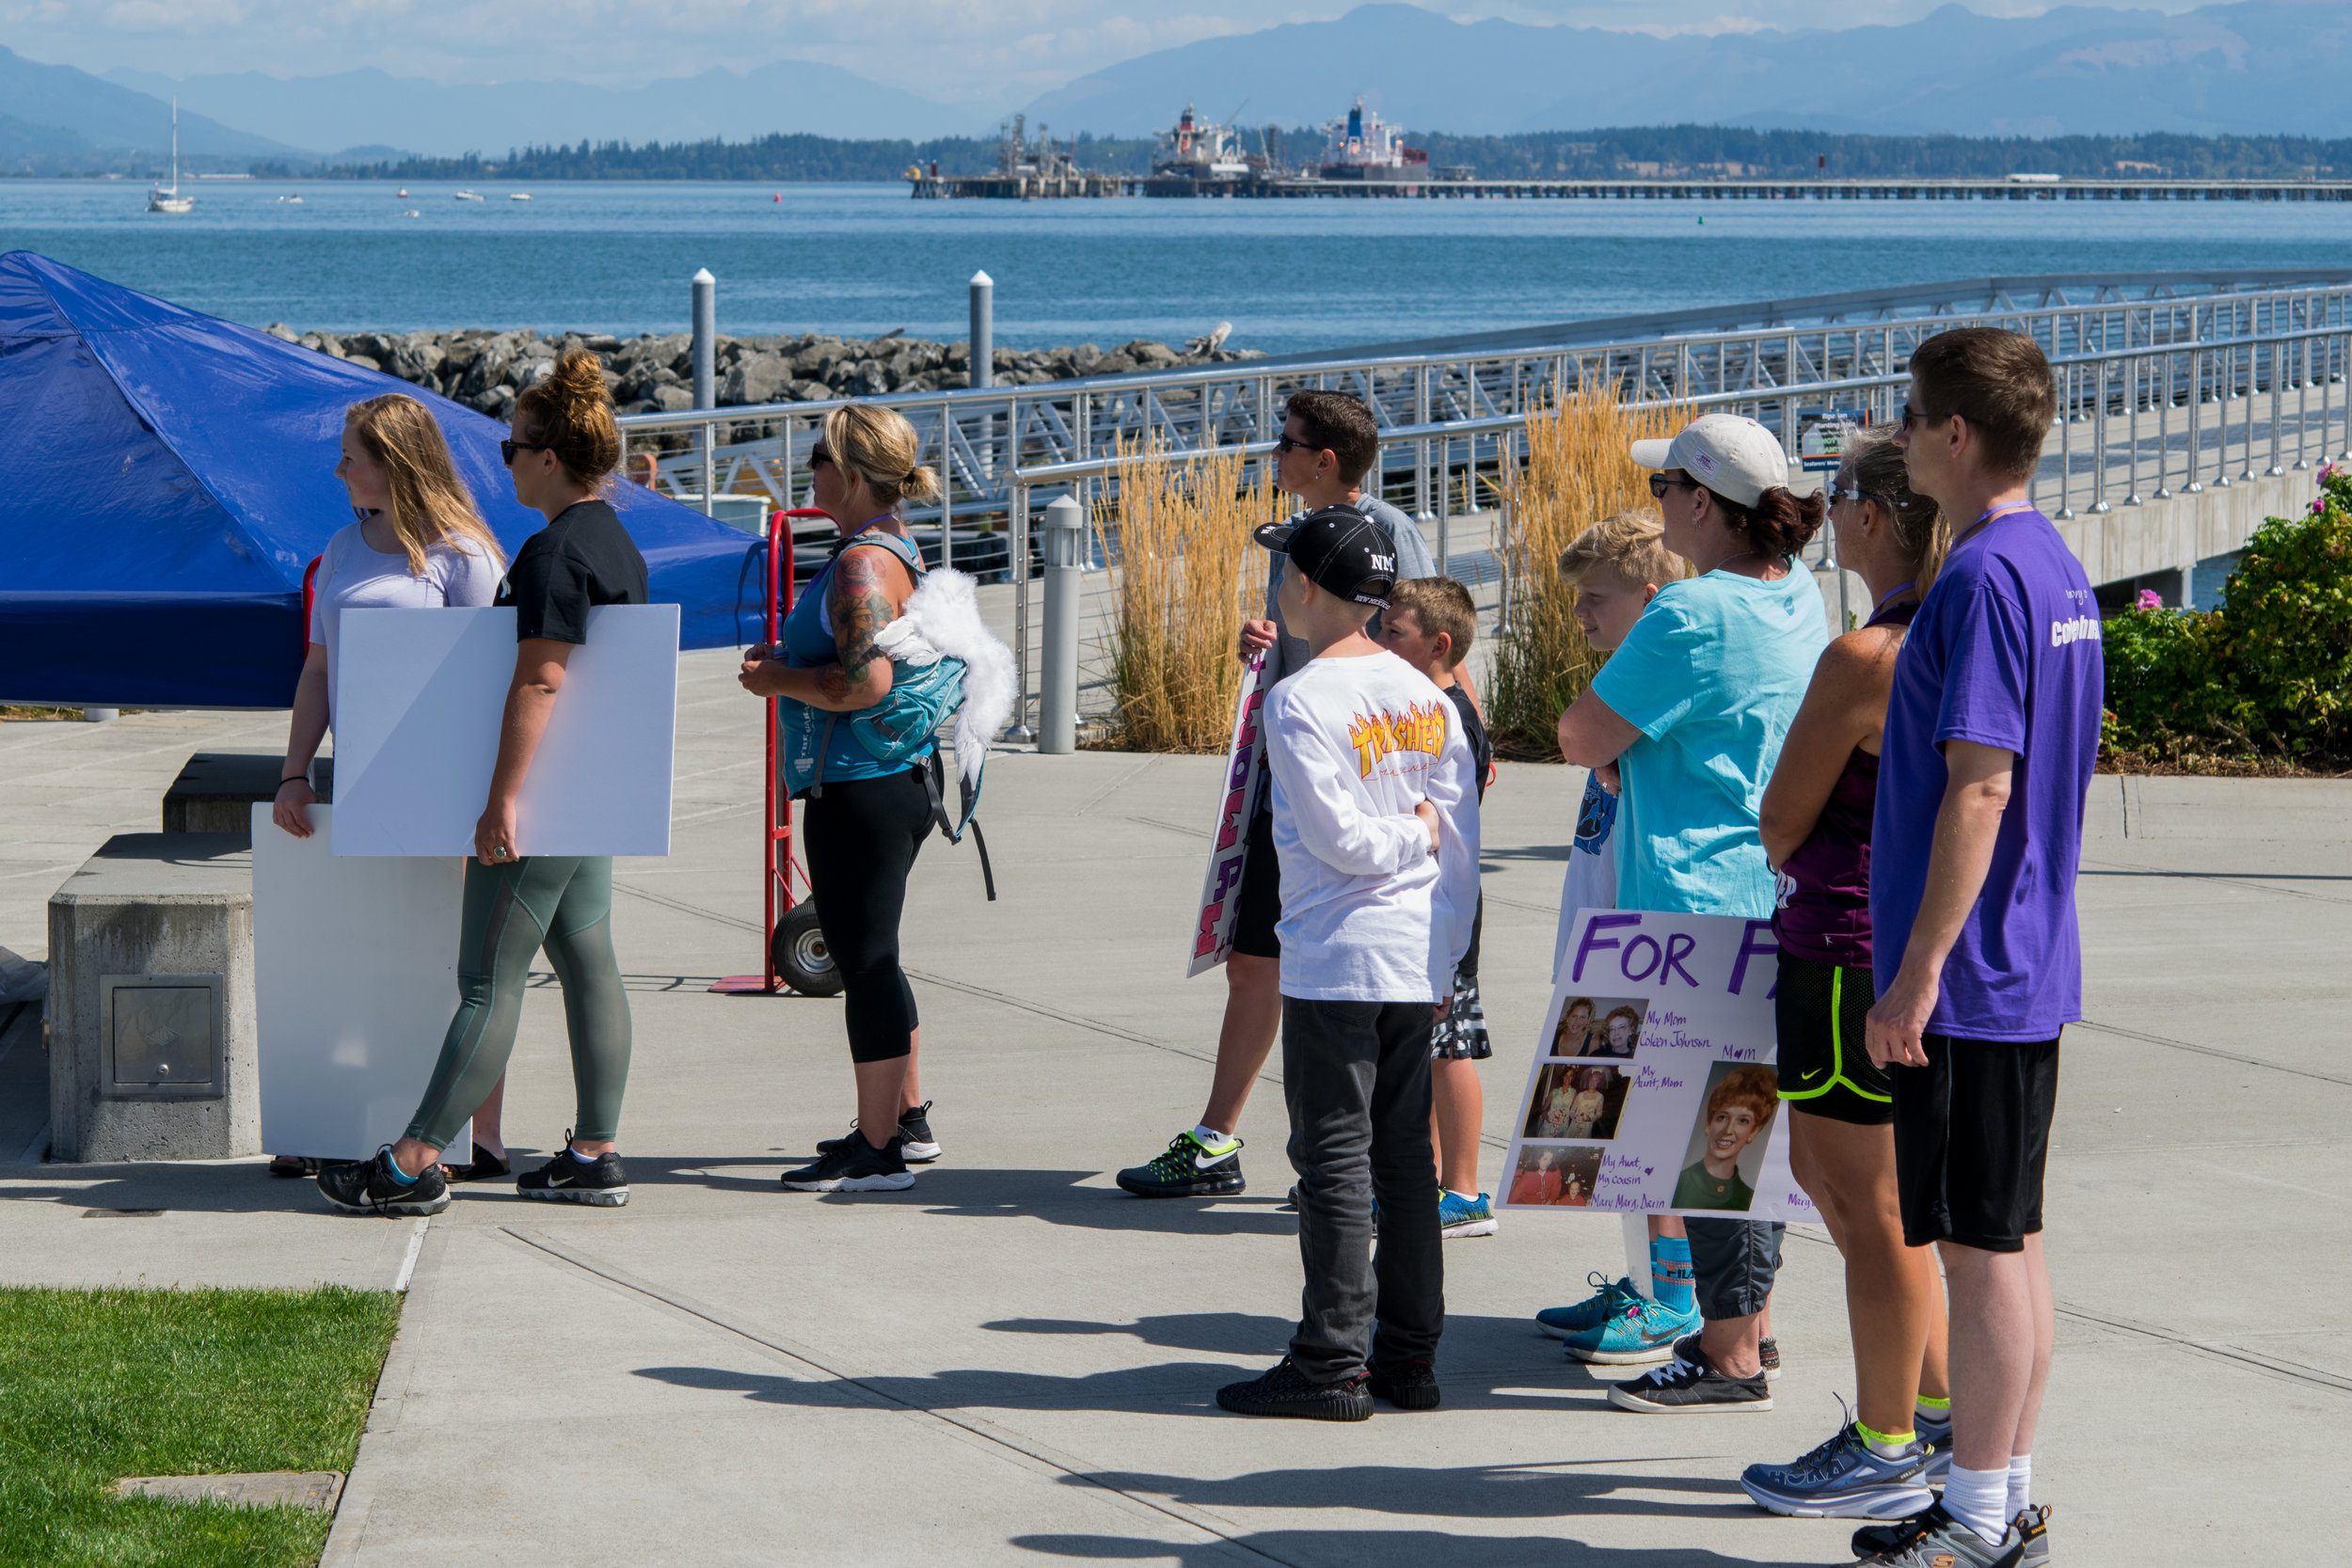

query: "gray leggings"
xmin=404 ymin=855 xmax=632 ymax=1149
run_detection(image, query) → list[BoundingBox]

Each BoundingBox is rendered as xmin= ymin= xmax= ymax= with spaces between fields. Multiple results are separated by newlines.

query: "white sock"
xmin=1943 ymin=1464 xmax=2010 ymax=1546
xmin=1191 ymin=1123 xmax=1237 ymax=1151
xmin=569 ymin=1145 xmax=599 ymax=1164
xmin=2006 ymin=1454 xmax=2031 ymax=1521
xmin=1445 ymin=1188 xmax=1481 ymax=1203
xmin=1622 ymin=1214 xmax=1657 ymax=1299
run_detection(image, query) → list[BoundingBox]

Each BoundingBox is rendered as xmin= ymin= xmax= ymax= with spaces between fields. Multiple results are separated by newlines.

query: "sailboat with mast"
xmin=147 ymin=101 xmax=194 ymax=214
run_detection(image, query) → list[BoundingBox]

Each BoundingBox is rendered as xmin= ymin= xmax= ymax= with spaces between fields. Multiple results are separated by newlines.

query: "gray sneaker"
xmin=1851 ymin=1501 xmax=2031 ymax=1566
xmin=1740 ymin=1418 xmax=1933 ymax=1520
xmin=1914 ymin=1407 xmax=1953 ymax=1482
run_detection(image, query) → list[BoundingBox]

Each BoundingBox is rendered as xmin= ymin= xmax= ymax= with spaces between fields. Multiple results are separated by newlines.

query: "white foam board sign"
xmin=253 ymin=803 xmax=469 ymax=1162
xmin=331 ymin=604 xmax=680 ymax=858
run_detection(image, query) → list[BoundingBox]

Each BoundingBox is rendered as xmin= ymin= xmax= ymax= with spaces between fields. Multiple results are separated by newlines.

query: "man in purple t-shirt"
xmin=1863 ymin=327 xmax=2101 ymax=1567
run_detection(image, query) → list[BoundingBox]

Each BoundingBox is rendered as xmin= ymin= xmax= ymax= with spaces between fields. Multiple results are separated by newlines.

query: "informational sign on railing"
xmin=1500 ymin=907 xmax=1819 ymax=1223
xmin=1185 ymin=656 xmax=1269 ymax=978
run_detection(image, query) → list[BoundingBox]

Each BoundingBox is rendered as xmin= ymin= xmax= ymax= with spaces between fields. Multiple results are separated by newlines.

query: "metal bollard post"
xmin=969 ymin=271 xmax=993 ymax=390
xmin=691 ymin=268 xmax=716 ymax=408
xmin=1036 ymin=495 xmax=1084 ymax=754
xmin=691 ymin=268 xmax=716 ymax=515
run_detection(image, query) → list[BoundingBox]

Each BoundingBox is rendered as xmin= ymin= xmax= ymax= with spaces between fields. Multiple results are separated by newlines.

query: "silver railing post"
xmin=2268 ymin=339 xmax=2286 ymax=475
xmin=2123 ymin=351 xmax=2143 ymax=506
xmin=1036 ymin=494 xmax=1085 ymax=754
xmin=2055 ymin=364 xmax=2074 ymax=519
xmin=2154 ymin=349 xmax=2173 ymax=499
xmin=2187 ymin=346 xmax=2205 ymax=493
xmin=1007 ymin=481 xmax=1035 ymax=743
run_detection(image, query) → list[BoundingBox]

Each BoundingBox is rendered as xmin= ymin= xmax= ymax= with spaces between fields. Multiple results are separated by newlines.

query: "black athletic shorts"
xmin=1228 ymin=799 xmax=1282 ymax=960
xmin=1890 ymin=1033 xmax=2061 ymax=1253
xmin=1773 ymin=953 xmax=1893 ymax=1127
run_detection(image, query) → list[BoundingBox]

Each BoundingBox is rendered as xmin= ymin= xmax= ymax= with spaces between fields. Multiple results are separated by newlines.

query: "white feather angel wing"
xmin=871 ymin=566 xmax=1016 ymax=785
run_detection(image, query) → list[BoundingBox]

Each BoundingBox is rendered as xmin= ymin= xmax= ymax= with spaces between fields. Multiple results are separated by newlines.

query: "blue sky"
xmin=0 ymin=1 xmax=2207 ymax=103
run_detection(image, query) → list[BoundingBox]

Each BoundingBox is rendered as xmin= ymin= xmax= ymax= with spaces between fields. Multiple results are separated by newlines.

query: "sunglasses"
xmin=1827 ymin=480 xmax=1895 ymax=508
xmin=499 ymin=438 xmax=547 ymax=466
xmin=808 ymin=443 xmax=834 ymax=468
xmin=1271 ymin=434 xmax=1320 ymax=454
xmin=1899 ymin=403 xmax=1949 ymax=433
xmin=1646 ymin=473 xmax=1699 ymax=499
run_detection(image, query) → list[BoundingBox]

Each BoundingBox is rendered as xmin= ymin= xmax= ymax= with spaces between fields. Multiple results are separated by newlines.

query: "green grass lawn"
xmin=0 ymin=1286 xmax=402 ymax=1568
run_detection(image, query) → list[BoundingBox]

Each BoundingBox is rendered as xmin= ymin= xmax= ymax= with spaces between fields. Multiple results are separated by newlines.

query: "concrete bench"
xmin=162 ymin=753 xmax=333 ymax=834
xmin=47 ymin=833 xmax=257 ymax=1162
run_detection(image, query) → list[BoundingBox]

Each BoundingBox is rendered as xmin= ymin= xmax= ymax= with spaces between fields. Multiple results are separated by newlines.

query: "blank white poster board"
xmin=332 ymin=603 xmax=680 ymax=858
xmin=253 ymin=804 xmax=469 ymax=1162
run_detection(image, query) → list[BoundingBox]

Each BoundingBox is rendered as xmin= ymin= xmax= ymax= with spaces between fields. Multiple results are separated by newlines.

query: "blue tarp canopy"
xmin=1 ymin=250 xmax=765 ymax=707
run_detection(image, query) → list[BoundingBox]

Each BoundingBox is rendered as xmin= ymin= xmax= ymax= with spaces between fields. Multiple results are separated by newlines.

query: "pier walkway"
xmin=0 ymin=672 xmax=2343 ymax=1564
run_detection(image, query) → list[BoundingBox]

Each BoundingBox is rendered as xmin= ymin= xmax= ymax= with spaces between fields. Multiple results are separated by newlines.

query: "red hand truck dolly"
xmin=710 ymin=508 xmax=843 ymax=997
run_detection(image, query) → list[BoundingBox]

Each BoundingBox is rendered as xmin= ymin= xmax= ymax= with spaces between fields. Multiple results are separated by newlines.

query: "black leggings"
xmin=803 ymin=766 xmax=930 ymax=1063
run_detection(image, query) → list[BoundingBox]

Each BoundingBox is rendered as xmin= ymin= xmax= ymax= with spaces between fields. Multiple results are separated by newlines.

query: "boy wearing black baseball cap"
xmin=1215 ymin=505 xmax=1482 ymax=1421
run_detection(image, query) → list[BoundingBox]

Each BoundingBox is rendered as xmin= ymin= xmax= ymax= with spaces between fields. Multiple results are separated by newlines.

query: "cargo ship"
xmin=1318 ymin=96 xmax=1429 ymax=181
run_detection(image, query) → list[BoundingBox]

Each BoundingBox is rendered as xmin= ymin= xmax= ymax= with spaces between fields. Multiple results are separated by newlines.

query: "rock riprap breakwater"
xmin=263 ymin=325 xmax=1266 ymax=419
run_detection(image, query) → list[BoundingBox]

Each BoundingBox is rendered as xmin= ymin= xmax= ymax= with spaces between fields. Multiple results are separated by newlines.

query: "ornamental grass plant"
xmin=1488 ymin=383 xmax=1686 ymax=759
xmin=1099 ymin=436 xmax=1274 ymax=752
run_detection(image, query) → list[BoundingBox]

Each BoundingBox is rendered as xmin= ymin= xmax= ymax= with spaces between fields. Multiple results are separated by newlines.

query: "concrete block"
xmin=47 ymin=834 xmax=258 ymax=1163
xmin=162 ymin=753 xmax=333 ymax=834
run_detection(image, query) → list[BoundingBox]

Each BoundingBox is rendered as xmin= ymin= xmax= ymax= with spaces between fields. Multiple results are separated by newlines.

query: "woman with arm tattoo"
xmin=739 ymin=404 xmax=944 ymax=1193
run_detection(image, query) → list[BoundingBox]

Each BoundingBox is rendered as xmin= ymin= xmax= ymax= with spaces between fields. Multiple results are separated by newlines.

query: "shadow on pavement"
xmin=977 ymin=1312 xmax=1629 ymax=1410
xmin=1055 ymin=1462 xmax=1758 ymax=1523
xmin=1014 ymin=1531 xmax=1815 ymax=1567
xmin=631 ymin=1359 xmax=1245 ymax=1416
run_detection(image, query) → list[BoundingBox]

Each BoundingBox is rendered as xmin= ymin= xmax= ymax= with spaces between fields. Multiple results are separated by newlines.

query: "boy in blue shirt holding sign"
xmin=1860 ymin=327 xmax=2100 ymax=1568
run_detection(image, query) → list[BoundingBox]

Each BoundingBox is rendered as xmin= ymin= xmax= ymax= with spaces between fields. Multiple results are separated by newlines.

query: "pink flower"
xmin=2135 ymin=589 xmax=2163 ymax=610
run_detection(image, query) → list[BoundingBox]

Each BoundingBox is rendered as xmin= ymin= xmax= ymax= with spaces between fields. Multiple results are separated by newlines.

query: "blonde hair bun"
xmin=823 ymin=404 xmax=937 ymax=508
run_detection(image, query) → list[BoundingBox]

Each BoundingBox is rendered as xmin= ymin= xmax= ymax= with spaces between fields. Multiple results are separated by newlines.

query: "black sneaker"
xmin=318 ymin=1147 xmax=450 ymax=1216
xmin=1854 ymin=1504 xmax=2050 ymax=1565
xmin=516 ymin=1135 xmax=630 ymax=1207
xmin=1116 ymin=1130 xmax=1245 ymax=1198
xmin=782 ymin=1132 xmax=914 ymax=1192
xmin=816 ymin=1101 xmax=941 ymax=1164
xmin=1216 ymin=1355 xmax=1372 ymax=1421
xmin=1606 ymin=1334 xmax=1772 ymax=1413
xmin=1366 ymin=1356 xmax=1441 ymax=1411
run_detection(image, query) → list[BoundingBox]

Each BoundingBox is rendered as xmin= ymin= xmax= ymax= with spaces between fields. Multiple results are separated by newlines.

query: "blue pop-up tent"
xmin=1 ymin=250 xmax=766 ymax=707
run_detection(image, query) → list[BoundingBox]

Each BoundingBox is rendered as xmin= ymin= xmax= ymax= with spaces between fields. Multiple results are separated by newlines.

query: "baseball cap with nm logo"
xmin=1255 ymin=503 xmax=1396 ymax=608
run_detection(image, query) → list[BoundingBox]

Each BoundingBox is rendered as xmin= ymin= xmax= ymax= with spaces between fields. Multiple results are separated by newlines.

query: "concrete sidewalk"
xmin=2 ymin=657 xmax=2346 ymax=1564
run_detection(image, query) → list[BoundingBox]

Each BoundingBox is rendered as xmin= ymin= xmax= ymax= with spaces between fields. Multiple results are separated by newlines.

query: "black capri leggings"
xmin=802 ymin=765 xmax=930 ymax=1063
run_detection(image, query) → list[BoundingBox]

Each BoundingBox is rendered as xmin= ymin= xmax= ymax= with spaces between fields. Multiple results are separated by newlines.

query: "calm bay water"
xmin=9 ymin=179 xmax=2352 ymax=355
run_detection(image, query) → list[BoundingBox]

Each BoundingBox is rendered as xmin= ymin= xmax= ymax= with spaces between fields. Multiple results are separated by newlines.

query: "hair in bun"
xmin=513 ymin=347 xmax=620 ymax=486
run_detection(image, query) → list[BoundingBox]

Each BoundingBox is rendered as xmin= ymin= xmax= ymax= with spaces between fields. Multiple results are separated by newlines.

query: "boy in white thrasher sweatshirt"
xmin=1215 ymin=504 xmax=1481 ymax=1422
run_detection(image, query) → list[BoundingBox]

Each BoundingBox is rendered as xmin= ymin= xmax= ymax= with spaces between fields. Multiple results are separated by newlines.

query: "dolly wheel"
xmin=773 ymin=901 xmax=842 ymax=997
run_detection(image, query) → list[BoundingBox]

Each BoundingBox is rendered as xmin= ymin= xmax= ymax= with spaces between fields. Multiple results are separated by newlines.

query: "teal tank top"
xmin=778 ymin=528 xmax=934 ymax=791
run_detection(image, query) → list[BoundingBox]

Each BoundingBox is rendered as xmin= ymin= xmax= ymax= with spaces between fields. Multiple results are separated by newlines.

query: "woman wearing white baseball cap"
xmin=1551 ymin=411 xmax=1829 ymax=1413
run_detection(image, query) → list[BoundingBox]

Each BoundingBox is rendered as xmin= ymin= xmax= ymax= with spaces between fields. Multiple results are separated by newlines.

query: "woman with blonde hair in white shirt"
xmin=269 ymin=392 xmax=508 ymax=1180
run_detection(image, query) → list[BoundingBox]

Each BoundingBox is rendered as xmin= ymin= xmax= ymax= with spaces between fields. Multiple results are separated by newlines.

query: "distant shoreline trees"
xmin=96 ymin=124 xmax=2352 ymax=185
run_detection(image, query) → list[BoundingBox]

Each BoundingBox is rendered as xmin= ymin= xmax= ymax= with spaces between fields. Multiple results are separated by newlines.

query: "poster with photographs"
xmin=1498 ymin=908 xmax=1819 ymax=1223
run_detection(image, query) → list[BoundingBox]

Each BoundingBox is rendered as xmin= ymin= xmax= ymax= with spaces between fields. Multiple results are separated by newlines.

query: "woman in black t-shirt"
xmin=320 ymin=351 xmax=648 ymax=1218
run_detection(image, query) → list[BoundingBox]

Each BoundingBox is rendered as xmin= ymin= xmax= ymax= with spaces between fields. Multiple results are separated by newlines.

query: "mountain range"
xmin=1030 ymin=2 xmax=2352 ymax=139
xmin=10 ymin=2 xmax=2352 ymax=169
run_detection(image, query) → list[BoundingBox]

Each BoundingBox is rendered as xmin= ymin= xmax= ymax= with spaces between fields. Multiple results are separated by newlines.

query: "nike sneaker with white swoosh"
xmin=1117 ymin=1131 xmax=1246 ymax=1197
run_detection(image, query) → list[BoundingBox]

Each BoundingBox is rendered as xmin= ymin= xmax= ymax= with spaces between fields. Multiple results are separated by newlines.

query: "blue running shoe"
xmin=1563 ymin=1291 xmax=1698 ymax=1365
xmin=1915 ymin=1407 xmax=1952 ymax=1483
xmin=1438 ymin=1190 xmax=1497 ymax=1239
xmin=1740 ymin=1415 xmax=1934 ymax=1520
xmin=1535 ymin=1272 xmax=1638 ymax=1338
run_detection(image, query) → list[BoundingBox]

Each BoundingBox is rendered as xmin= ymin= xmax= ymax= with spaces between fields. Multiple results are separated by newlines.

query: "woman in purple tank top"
xmin=1746 ymin=429 xmax=1956 ymax=1504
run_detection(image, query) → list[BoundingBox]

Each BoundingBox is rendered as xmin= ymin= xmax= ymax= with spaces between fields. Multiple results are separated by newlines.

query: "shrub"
xmin=2103 ymin=465 xmax=2352 ymax=766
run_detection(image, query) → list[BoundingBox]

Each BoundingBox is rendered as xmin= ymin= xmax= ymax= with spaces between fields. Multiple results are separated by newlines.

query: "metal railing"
xmin=612 ymin=271 xmax=2352 ymax=734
